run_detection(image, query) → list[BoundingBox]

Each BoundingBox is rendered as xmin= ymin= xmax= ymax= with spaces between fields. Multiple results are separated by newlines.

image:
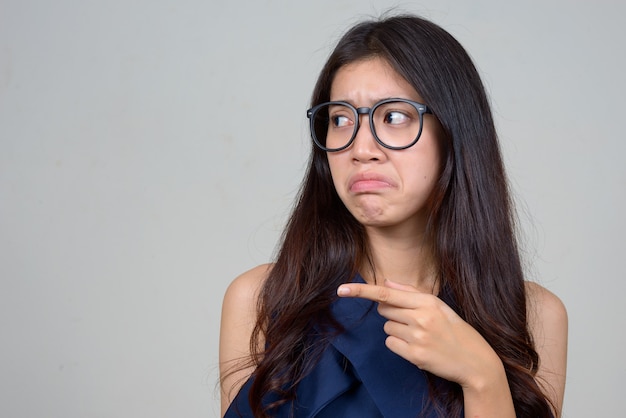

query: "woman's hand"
xmin=337 ymin=279 xmax=516 ymax=417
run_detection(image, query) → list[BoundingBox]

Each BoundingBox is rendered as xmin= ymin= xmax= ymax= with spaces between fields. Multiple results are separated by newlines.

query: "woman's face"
xmin=327 ymin=57 xmax=444 ymax=235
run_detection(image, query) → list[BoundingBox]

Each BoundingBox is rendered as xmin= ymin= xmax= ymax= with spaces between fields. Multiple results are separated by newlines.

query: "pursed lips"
xmin=348 ymin=172 xmax=396 ymax=193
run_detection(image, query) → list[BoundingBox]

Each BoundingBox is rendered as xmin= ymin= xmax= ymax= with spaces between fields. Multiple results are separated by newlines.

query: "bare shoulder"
xmin=525 ymin=281 xmax=568 ymax=417
xmin=219 ymin=263 xmax=272 ymax=414
xmin=220 ymin=263 xmax=272 ymax=345
xmin=223 ymin=263 xmax=272 ymax=307
xmin=525 ymin=281 xmax=568 ymax=332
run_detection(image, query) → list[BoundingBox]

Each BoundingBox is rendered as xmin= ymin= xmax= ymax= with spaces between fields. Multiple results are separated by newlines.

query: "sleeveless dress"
xmin=224 ymin=274 xmax=447 ymax=418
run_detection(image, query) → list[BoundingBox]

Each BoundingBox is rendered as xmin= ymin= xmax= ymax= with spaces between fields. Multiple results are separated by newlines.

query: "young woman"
xmin=220 ymin=14 xmax=567 ymax=418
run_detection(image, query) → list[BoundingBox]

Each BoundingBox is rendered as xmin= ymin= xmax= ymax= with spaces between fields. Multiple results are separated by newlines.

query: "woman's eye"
xmin=383 ymin=111 xmax=409 ymax=125
xmin=331 ymin=115 xmax=352 ymax=128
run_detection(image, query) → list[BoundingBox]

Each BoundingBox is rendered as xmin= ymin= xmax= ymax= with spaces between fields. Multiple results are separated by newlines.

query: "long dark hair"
xmin=243 ymin=14 xmax=554 ymax=417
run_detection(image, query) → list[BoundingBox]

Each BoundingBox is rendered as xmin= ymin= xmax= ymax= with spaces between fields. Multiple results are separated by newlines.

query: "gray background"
xmin=1 ymin=0 xmax=624 ymax=417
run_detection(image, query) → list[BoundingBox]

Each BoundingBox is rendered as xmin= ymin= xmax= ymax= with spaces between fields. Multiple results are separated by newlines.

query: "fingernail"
xmin=337 ymin=286 xmax=350 ymax=296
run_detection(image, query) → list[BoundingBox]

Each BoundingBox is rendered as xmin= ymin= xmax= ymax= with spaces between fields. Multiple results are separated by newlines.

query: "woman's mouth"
xmin=348 ymin=172 xmax=395 ymax=193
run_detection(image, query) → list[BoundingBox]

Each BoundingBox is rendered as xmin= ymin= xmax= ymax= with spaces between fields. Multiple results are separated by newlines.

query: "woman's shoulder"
xmin=524 ymin=281 xmax=567 ymax=327
xmin=524 ymin=281 xmax=568 ymax=416
xmin=220 ymin=263 xmax=273 ymax=356
xmin=524 ymin=281 xmax=568 ymax=343
xmin=223 ymin=263 xmax=273 ymax=305
xmin=220 ymin=264 xmax=273 ymax=414
xmin=220 ymin=263 xmax=273 ymax=345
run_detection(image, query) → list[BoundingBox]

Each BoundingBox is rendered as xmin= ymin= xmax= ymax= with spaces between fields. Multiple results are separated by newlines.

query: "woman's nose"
xmin=349 ymin=115 xmax=384 ymax=161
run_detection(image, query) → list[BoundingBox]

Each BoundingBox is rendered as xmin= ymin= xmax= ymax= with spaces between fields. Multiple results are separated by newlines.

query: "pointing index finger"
xmin=337 ymin=283 xmax=419 ymax=307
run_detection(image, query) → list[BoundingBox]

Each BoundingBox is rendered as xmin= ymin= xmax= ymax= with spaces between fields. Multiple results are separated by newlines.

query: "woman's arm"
xmin=526 ymin=282 xmax=568 ymax=417
xmin=219 ymin=264 xmax=269 ymax=415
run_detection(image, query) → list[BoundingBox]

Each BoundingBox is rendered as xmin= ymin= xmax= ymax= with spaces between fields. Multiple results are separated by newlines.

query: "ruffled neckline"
xmin=294 ymin=273 xmax=433 ymax=417
xmin=225 ymin=273 xmax=437 ymax=418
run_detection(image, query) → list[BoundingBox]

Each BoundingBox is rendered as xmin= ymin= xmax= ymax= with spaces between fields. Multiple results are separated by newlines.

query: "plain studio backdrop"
xmin=1 ymin=0 xmax=624 ymax=417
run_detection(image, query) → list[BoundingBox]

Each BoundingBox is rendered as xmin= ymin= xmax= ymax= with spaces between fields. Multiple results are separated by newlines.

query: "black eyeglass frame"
xmin=306 ymin=98 xmax=432 ymax=152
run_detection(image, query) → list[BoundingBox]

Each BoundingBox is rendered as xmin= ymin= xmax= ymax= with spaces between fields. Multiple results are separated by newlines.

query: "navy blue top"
xmin=224 ymin=273 xmax=445 ymax=417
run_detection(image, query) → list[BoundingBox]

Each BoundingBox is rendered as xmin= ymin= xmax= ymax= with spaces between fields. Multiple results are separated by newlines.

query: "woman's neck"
xmin=360 ymin=226 xmax=438 ymax=294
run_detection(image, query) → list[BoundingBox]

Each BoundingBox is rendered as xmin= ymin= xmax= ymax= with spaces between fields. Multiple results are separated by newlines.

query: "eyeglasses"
xmin=307 ymin=98 xmax=431 ymax=152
